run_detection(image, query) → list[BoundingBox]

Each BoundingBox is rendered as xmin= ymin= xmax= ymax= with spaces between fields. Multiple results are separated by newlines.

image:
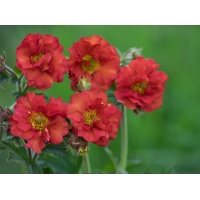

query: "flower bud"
xmin=69 ymin=133 xmax=89 ymax=156
xmin=121 ymin=47 xmax=143 ymax=66
xmin=75 ymin=77 xmax=91 ymax=92
xmin=124 ymin=47 xmax=143 ymax=60
xmin=0 ymin=106 xmax=13 ymax=122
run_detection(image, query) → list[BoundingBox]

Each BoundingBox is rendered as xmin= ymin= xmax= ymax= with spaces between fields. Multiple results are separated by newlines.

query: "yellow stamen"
xmin=83 ymin=110 xmax=100 ymax=125
xmin=29 ymin=111 xmax=49 ymax=133
xmin=82 ymin=54 xmax=100 ymax=75
xmin=132 ymin=82 xmax=148 ymax=94
xmin=31 ymin=53 xmax=43 ymax=63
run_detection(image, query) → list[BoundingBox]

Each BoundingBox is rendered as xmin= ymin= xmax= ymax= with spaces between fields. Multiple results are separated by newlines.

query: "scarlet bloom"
xmin=67 ymin=35 xmax=120 ymax=91
xmin=9 ymin=92 xmax=69 ymax=153
xmin=16 ymin=33 xmax=68 ymax=90
xmin=67 ymin=89 xmax=122 ymax=146
xmin=114 ymin=56 xmax=168 ymax=112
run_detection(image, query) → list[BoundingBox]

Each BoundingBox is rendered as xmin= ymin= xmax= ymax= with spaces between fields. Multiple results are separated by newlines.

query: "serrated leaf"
xmin=7 ymin=151 xmax=27 ymax=164
xmin=39 ymin=153 xmax=82 ymax=174
xmin=2 ymin=134 xmax=14 ymax=141
xmin=42 ymin=143 xmax=72 ymax=162
xmin=0 ymin=72 xmax=9 ymax=85
xmin=0 ymin=141 xmax=28 ymax=162
xmin=11 ymin=77 xmax=19 ymax=85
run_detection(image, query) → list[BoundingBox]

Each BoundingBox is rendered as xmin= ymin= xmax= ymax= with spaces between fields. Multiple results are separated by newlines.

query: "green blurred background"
xmin=0 ymin=25 xmax=199 ymax=174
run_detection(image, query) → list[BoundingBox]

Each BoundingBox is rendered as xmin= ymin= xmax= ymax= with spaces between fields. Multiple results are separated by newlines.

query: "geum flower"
xmin=67 ymin=89 xmax=122 ymax=146
xmin=9 ymin=92 xmax=69 ymax=153
xmin=67 ymin=35 xmax=120 ymax=91
xmin=114 ymin=56 xmax=168 ymax=112
xmin=16 ymin=33 xmax=68 ymax=90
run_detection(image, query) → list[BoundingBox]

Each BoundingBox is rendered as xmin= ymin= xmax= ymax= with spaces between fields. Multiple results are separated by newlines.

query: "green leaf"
xmin=13 ymin=66 xmax=22 ymax=77
xmin=26 ymin=86 xmax=36 ymax=92
xmin=0 ymin=141 xmax=28 ymax=162
xmin=11 ymin=77 xmax=19 ymax=85
xmin=25 ymin=163 xmax=43 ymax=174
xmin=31 ymin=163 xmax=43 ymax=174
xmin=42 ymin=143 xmax=72 ymax=162
xmin=12 ymin=91 xmax=24 ymax=100
xmin=0 ymin=71 xmax=9 ymax=85
xmin=39 ymin=153 xmax=82 ymax=174
xmin=7 ymin=151 xmax=27 ymax=164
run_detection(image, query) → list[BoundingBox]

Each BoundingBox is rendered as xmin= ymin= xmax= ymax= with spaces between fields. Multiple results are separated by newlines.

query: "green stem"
xmin=22 ymin=85 xmax=29 ymax=94
xmin=5 ymin=65 xmax=18 ymax=79
xmin=83 ymin=153 xmax=91 ymax=174
xmin=119 ymin=104 xmax=128 ymax=173
xmin=28 ymin=148 xmax=32 ymax=163
xmin=32 ymin=153 xmax=39 ymax=163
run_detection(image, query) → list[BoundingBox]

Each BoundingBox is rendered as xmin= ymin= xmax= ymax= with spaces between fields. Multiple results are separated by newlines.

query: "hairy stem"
xmin=5 ymin=65 xmax=18 ymax=79
xmin=83 ymin=153 xmax=91 ymax=174
xmin=32 ymin=153 xmax=39 ymax=163
xmin=119 ymin=104 xmax=128 ymax=173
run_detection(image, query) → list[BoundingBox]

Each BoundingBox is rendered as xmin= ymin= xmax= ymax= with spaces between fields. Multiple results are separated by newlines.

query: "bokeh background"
xmin=0 ymin=25 xmax=199 ymax=174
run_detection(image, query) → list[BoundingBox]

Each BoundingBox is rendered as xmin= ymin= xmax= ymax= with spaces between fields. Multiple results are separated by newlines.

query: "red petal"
xmin=47 ymin=116 xmax=69 ymax=144
xmin=26 ymin=136 xmax=46 ymax=154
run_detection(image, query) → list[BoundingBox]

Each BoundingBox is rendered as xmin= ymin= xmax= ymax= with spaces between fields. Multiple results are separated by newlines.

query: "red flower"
xmin=16 ymin=33 xmax=68 ymax=90
xmin=9 ymin=92 xmax=69 ymax=153
xmin=67 ymin=89 xmax=122 ymax=146
xmin=114 ymin=56 xmax=168 ymax=112
xmin=67 ymin=35 xmax=120 ymax=91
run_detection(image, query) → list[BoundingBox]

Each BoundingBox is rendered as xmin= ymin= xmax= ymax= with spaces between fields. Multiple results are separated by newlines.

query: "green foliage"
xmin=42 ymin=143 xmax=72 ymax=162
xmin=0 ymin=70 xmax=9 ymax=85
xmin=38 ymin=153 xmax=82 ymax=174
xmin=13 ymin=66 xmax=22 ymax=77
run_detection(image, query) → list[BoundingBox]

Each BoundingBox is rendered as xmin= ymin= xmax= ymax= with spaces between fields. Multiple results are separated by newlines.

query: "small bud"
xmin=124 ymin=47 xmax=143 ymax=60
xmin=77 ymin=145 xmax=89 ymax=156
xmin=121 ymin=47 xmax=143 ymax=66
xmin=69 ymin=133 xmax=89 ymax=156
xmin=0 ymin=106 xmax=13 ymax=121
xmin=75 ymin=77 xmax=91 ymax=92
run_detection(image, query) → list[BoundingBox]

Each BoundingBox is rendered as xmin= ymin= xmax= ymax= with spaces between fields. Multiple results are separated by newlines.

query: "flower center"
xmin=132 ymin=81 xmax=148 ymax=94
xmin=29 ymin=111 xmax=49 ymax=133
xmin=83 ymin=110 xmax=100 ymax=125
xmin=82 ymin=54 xmax=100 ymax=75
xmin=31 ymin=53 xmax=43 ymax=63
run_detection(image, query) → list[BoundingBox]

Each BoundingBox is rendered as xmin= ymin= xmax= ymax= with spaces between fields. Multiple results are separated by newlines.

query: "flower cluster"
xmin=4 ymin=33 xmax=168 ymax=155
